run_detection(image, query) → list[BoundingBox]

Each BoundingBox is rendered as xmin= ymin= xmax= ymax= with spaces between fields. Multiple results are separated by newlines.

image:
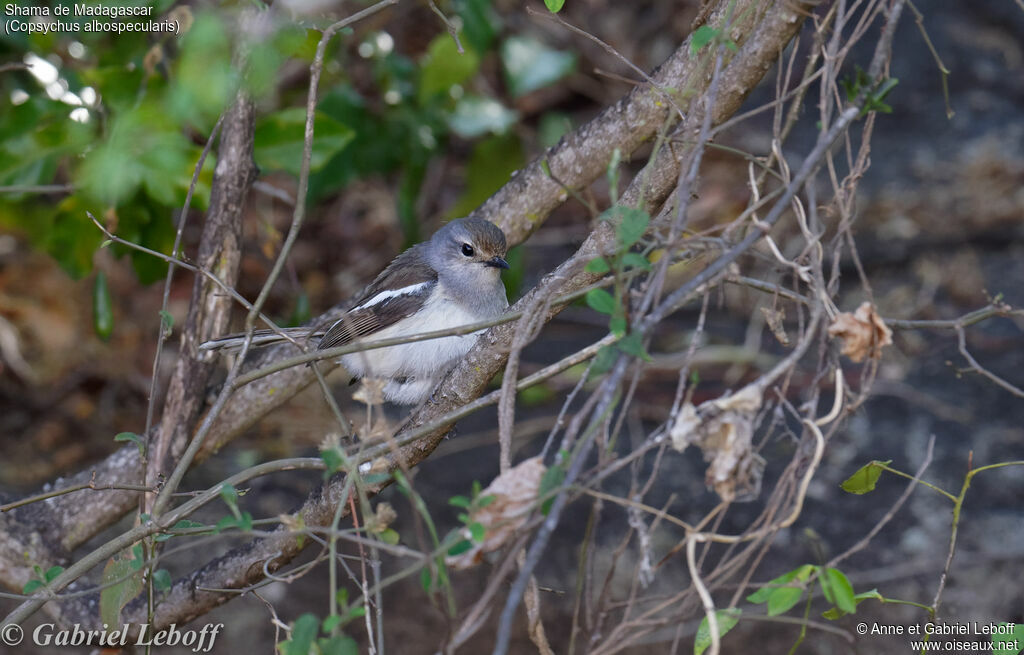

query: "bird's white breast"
xmin=339 ymin=286 xmax=488 ymax=383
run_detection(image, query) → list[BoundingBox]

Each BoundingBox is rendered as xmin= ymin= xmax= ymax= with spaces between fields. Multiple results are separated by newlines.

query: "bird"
xmin=200 ymin=218 xmax=510 ymax=405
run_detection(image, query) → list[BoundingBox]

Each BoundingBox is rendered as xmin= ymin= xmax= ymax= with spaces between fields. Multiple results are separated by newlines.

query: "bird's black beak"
xmin=485 ymin=256 xmax=511 ymax=270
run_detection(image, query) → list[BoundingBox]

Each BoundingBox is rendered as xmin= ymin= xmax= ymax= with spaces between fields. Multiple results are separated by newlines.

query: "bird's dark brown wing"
xmin=317 ymin=282 xmax=434 ymax=351
xmin=347 ymin=243 xmax=438 ymax=308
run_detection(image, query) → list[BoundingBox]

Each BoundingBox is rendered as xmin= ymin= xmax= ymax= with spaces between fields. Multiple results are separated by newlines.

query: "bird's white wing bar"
xmin=353 ymin=281 xmax=432 ymax=310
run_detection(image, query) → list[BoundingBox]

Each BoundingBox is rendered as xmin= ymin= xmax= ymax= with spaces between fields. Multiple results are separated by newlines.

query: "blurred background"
xmin=1 ymin=0 xmax=1022 ymax=652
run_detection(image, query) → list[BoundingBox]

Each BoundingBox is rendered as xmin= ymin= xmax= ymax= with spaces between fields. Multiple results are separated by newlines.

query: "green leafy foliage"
xmin=168 ymin=12 xmax=237 ymax=128
xmin=419 ymin=36 xmax=480 ymax=103
xmin=22 ymin=564 xmax=65 ymax=594
xmin=455 ymin=0 xmax=502 ymax=53
xmin=693 ymin=608 xmax=741 ymax=655
xmin=840 ymin=460 xmax=891 ymax=494
xmin=746 ymin=564 xmax=814 ymax=616
xmin=544 ymin=0 xmax=566 ymax=12
xmin=841 ymin=66 xmax=899 ymax=116
xmin=254 ymin=109 xmax=355 ymax=177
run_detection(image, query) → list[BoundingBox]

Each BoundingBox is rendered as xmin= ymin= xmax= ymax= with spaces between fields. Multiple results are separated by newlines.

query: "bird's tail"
xmin=199 ymin=327 xmax=316 ymax=352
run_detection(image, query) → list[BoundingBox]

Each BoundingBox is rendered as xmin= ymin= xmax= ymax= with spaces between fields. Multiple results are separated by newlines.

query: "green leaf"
xmin=609 ymin=315 xmax=627 ymax=338
xmin=616 ymin=207 xmax=650 ymax=247
xmin=606 ymin=147 xmax=622 ymax=200
xmin=289 ymin=291 xmax=311 ymax=327
xmin=590 ymin=345 xmax=618 ymax=376
xmin=586 ymin=288 xmax=616 ymax=315
xmin=840 ymin=460 xmax=891 ymax=494
xmin=100 ymin=553 xmax=145 ymax=628
xmin=419 ymin=566 xmax=433 ymax=593
xmin=254 ymin=108 xmax=355 ymax=177
xmin=448 ymin=95 xmax=519 ymax=138
xmin=501 ymin=36 xmax=576 ymax=98
xmin=321 ymin=448 xmax=344 ymax=478
xmin=694 ymin=608 xmax=740 ymax=655
xmin=455 ymin=0 xmax=501 ymax=53
xmin=766 ymin=587 xmax=804 ymax=616
xmin=447 ymin=539 xmax=474 ymax=556
xmin=168 ymin=12 xmax=236 ymax=127
xmin=477 ymin=494 xmax=497 ymax=508
xmin=449 ymin=495 xmax=472 ymax=508
xmin=92 ymin=271 xmax=114 ymax=341
xmin=343 ymin=606 xmax=366 ymax=622
xmin=993 ymin=623 xmax=1024 ymax=655
xmin=22 ymin=579 xmax=44 ymax=594
xmin=219 ymin=483 xmax=240 ymax=510
xmin=585 ymin=257 xmax=611 ymax=274
xmin=819 ymin=568 xmax=856 ymax=614
xmin=152 ymin=569 xmax=172 ymax=592
xmin=469 ymin=522 xmax=486 ymax=543
xmin=322 ymin=614 xmax=341 ymax=633
xmin=621 ymin=252 xmax=652 ymax=271
xmin=419 ymin=35 xmax=480 ymax=103
xmin=379 ymin=529 xmax=400 ymax=545
xmin=746 ymin=565 xmax=815 ymax=603
xmin=77 ymin=104 xmax=192 ymax=206
xmin=130 ymin=544 xmax=145 ymax=571
xmin=617 ymin=332 xmax=651 ymax=361
xmin=155 ymin=519 xmax=207 ymax=541
xmin=689 ymin=25 xmax=720 ymax=56
xmin=236 ymin=511 xmax=254 ymax=532
xmin=544 ymin=0 xmax=566 ymax=12
xmin=317 ymin=635 xmax=360 ymax=655
xmin=114 ymin=432 xmax=145 ymax=456
xmin=822 ymin=589 xmax=883 ymax=620
xmin=539 ymin=464 xmax=566 ymax=515
xmin=44 ymin=565 xmax=64 ymax=582
xmin=216 ymin=515 xmax=238 ymax=533
xmin=280 ymin=613 xmax=319 ymax=655
xmin=159 ymin=310 xmax=174 ymax=336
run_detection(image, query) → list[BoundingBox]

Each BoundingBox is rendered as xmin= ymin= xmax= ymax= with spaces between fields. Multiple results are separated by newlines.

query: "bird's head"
xmin=431 ymin=218 xmax=510 ymax=280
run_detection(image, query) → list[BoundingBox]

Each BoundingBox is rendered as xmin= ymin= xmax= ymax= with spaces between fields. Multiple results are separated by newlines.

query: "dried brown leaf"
xmin=761 ymin=306 xmax=790 ymax=346
xmin=827 ymin=302 xmax=893 ymax=362
xmin=669 ymin=385 xmax=765 ymax=502
xmin=447 ymin=456 xmax=547 ymax=570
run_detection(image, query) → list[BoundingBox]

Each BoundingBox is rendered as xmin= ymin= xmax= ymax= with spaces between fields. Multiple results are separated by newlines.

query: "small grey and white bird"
xmin=200 ymin=218 xmax=510 ymax=405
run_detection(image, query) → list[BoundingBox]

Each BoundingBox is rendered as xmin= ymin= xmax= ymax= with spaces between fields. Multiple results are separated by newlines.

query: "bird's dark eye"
xmin=461 ymin=243 xmax=475 ymax=257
